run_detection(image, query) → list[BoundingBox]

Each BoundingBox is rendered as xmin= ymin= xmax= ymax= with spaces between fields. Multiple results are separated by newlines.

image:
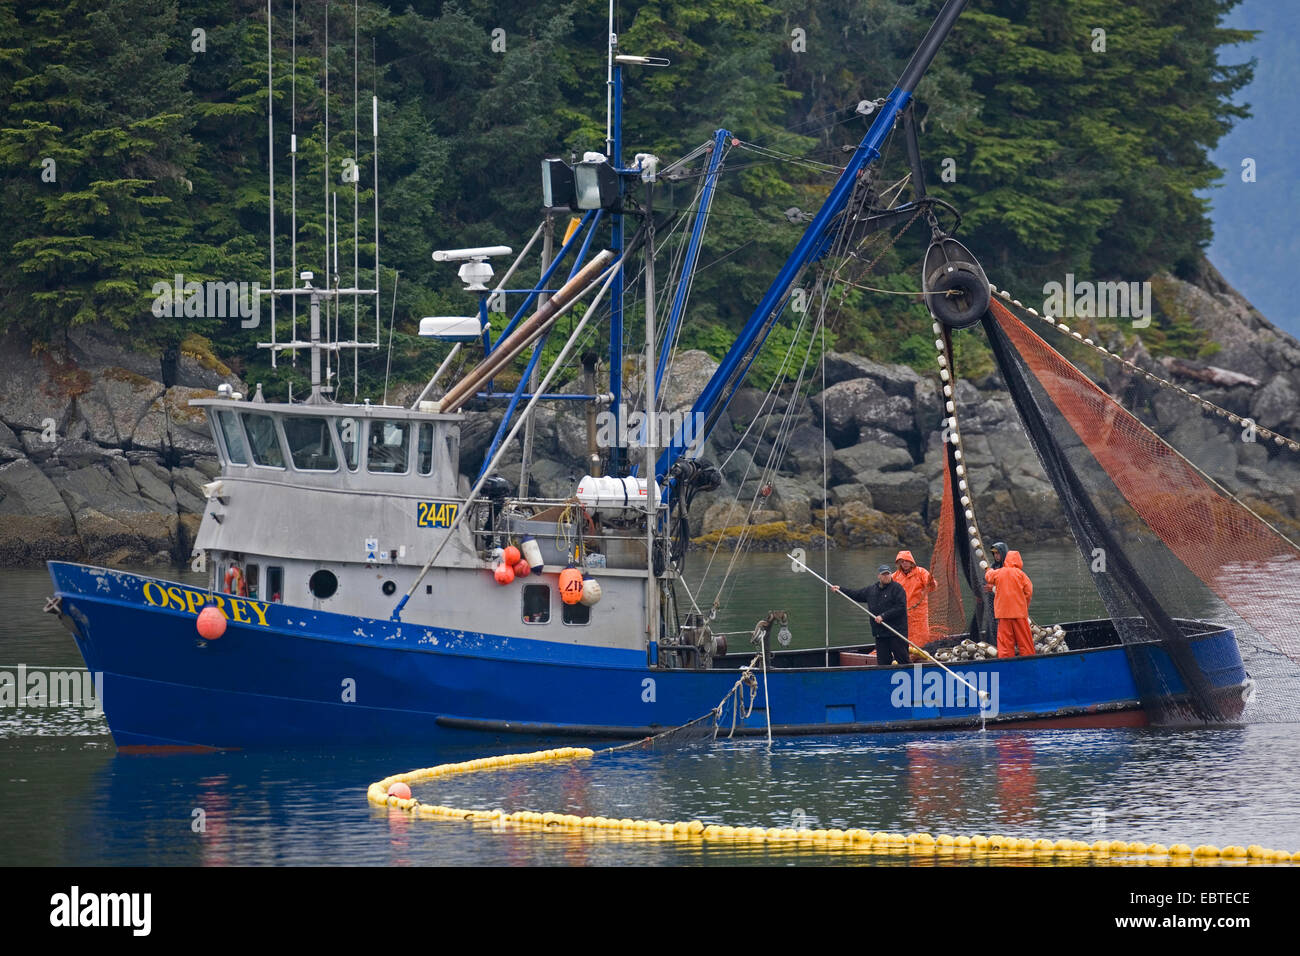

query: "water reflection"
xmin=1 ymin=563 xmax=1296 ymax=866
xmin=993 ymin=737 xmax=1038 ymax=828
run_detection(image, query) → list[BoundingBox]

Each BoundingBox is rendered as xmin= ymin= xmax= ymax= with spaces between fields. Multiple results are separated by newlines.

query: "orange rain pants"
xmin=997 ymin=617 xmax=1035 ymax=658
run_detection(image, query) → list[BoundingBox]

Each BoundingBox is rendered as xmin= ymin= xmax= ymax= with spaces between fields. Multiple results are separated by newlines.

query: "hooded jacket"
xmin=892 ymin=550 xmax=936 ymax=609
xmin=983 ymin=550 xmax=1032 ymax=619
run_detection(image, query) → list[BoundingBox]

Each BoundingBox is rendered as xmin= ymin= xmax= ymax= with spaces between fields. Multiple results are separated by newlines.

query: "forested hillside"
xmin=0 ymin=0 xmax=1255 ymax=398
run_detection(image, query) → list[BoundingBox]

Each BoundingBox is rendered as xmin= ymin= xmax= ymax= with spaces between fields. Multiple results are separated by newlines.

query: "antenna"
xmin=605 ymin=0 xmax=615 ymax=156
xmin=353 ymin=0 xmax=360 ymax=400
xmin=290 ymin=0 xmax=298 ymax=365
xmin=259 ymin=0 xmax=382 ymax=404
xmin=324 ymin=0 xmax=329 ymax=295
xmin=267 ymin=0 xmax=276 ymax=363
xmin=373 ymin=39 xmax=381 ymax=349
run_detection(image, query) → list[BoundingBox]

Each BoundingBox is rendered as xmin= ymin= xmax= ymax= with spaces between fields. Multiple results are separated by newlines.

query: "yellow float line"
xmin=367 ymin=748 xmax=1300 ymax=864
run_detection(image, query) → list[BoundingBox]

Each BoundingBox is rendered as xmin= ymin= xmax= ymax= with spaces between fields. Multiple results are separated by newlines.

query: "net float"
xmin=520 ymin=535 xmax=544 ymax=573
xmin=558 ymin=567 xmax=583 ymax=605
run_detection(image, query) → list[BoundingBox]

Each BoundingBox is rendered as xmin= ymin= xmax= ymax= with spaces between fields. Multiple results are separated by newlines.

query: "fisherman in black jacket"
xmin=832 ymin=564 xmax=911 ymax=665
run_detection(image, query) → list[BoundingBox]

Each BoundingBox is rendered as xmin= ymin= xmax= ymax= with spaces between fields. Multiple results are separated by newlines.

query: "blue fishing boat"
xmin=45 ymin=561 xmax=1247 ymax=748
xmin=44 ymin=0 xmax=1269 ymax=749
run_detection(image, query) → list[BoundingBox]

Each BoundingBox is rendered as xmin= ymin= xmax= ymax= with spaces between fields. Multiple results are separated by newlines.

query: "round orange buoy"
xmin=196 ymin=605 xmax=227 ymax=640
xmin=387 ymin=782 xmax=411 ymax=799
xmin=494 ymin=563 xmax=515 ymax=585
xmin=502 ymin=545 xmax=522 ymax=567
xmin=559 ymin=567 xmax=583 ymax=605
xmin=513 ymin=559 xmax=531 ymax=578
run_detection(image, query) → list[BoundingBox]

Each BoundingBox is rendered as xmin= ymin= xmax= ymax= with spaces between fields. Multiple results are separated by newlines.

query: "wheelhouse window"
xmin=216 ymin=410 xmax=249 ymax=465
xmin=335 ymin=417 xmax=360 ymax=471
xmin=562 ymin=602 xmax=591 ymax=625
xmin=241 ymin=413 xmax=285 ymax=468
xmin=245 ymin=563 xmax=260 ymax=600
xmin=417 ymin=423 xmax=434 ymax=476
xmin=367 ymin=420 xmax=410 ymax=474
xmin=522 ymin=585 xmax=550 ymax=624
xmin=283 ymin=416 xmax=339 ymax=471
xmin=266 ymin=566 xmax=283 ymax=603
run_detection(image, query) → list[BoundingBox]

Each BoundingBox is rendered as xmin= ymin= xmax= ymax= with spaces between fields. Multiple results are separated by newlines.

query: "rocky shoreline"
xmin=2 ymin=259 xmax=1297 ymax=567
xmin=0 ymin=329 xmax=236 ymax=567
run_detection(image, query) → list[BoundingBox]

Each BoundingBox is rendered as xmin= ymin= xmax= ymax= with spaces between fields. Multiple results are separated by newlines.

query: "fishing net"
xmin=928 ymin=327 xmax=996 ymax=646
xmin=929 ymin=448 xmax=975 ymax=643
xmin=978 ymin=300 xmax=1300 ymax=724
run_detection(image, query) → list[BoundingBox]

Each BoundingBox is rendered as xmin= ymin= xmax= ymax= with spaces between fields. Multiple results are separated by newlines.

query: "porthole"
xmin=309 ymin=569 xmax=339 ymax=599
xmin=382 ymin=580 xmax=397 ymax=596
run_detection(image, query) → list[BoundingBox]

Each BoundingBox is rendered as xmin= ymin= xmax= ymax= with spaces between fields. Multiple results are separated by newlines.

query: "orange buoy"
xmin=513 ymin=559 xmax=531 ymax=578
xmin=387 ymin=782 xmax=411 ymax=799
xmin=196 ymin=605 xmax=227 ymax=640
xmin=559 ymin=567 xmax=583 ymax=605
xmin=502 ymin=545 xmax=522 ymax=566
xmin=494 ymin=563 xmax=515 ymax=585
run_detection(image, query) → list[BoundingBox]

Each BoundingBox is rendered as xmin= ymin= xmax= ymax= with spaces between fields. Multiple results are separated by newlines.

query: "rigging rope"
xmin=987 ymin=285 xmax=1300 ymax=455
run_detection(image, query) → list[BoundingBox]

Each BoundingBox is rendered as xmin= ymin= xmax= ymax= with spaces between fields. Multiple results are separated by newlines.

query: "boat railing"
xmin=465 ymin=495 xmax=660 ymax=570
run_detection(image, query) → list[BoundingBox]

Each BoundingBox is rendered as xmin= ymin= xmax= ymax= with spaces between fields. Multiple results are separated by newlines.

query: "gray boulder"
xmin=1250 ymin=374 xmax=1300 ymax=432
xmin=858 ymin=469 xmax=928 ymax=515
xmin=812 ymin=378 xmax=915 ymax=445
xmin=820 ymin=352 xmax=921 ymax=397
xmin=831 ymin=442 xmax=913 ymax=484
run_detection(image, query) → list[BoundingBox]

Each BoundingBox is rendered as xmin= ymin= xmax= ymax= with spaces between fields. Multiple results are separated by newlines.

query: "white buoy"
xmin=520 ymin=535 xmax=544 ymax=573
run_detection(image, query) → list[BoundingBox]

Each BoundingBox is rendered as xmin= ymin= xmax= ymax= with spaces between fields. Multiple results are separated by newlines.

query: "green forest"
xmin=0 ymin=0 xmax=1254 ymax=397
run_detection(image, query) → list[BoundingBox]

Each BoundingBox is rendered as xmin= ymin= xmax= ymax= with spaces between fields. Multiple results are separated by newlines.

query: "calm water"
xmin=3 ymin=551 xmax=1298 ymax=866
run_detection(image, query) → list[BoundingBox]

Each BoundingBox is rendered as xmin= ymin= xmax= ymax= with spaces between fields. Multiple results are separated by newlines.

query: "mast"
xmin=607 ymin=12 xmax=625 ymax=476
xmin=644 ymin=178 xmax=658 ymax=660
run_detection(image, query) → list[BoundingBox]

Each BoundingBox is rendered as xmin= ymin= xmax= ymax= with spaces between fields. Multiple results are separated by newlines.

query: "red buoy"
xmin=513 ymin=559 xmax=531 ymax=578
xmin=494 ymin=563 xmax=515 ymax=585
xmin=387 ymin=782 xmax=411 ymax=800
xmin=559 ymin=567 xmax=583 ymax=605
xmin=196 ymin=605 xmax=227 ymax=640
xmin=502 ymin=545 xmax=522 ymax=567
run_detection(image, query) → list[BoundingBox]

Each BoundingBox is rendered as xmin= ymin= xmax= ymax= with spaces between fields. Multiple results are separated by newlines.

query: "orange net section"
xmin=990 ymin=300 xmax=1300 ymax=667
xmin=928 ymin=460 xmax=968 ymax=643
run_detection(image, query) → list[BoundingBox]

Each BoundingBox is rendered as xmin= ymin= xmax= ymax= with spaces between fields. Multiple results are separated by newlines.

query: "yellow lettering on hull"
xmin=140 ymin=583 xmax=271 ymax=628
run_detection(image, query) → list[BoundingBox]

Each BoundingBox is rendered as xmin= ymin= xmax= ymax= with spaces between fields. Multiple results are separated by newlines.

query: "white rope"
xmin=675 ymin=567 xmax=708 ymax=621
xmin=990 ymin=285 xmax=1300 ymax=554
xmin=760 ymin=628 xmax=773 ymax=744
xmin=988 ymin=284 xmax=1300 ymax=455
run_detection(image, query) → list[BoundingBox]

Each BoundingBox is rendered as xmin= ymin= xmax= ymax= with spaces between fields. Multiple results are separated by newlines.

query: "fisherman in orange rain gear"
xmin=984 ymin=550 xmax=1034 ymax=658
xmin=223 ymin=560 xmax=247 ymax=597
xmin=892 ymin=550 xmax=937 ymax=646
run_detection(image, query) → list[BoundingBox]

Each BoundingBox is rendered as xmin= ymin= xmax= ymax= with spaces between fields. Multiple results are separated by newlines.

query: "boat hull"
xmin=47 ymin=562 xmax=1250 ymax=749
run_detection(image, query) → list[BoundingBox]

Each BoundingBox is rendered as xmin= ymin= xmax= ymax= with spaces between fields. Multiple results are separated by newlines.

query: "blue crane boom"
xmin=654 ymin=0 xmax=971 ymax=480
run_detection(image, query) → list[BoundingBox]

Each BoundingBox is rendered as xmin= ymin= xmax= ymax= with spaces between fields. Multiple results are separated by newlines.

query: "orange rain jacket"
xmin=983 ymin=550 xmax=1033 ymax=619
xmin=892 ymin=550 xmax=937 ymax=638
